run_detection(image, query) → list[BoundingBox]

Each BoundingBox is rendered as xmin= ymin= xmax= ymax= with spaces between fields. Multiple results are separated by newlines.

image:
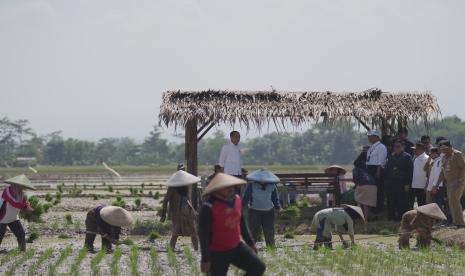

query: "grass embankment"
xmin=0 ymin=164 xmax=340 ymax=176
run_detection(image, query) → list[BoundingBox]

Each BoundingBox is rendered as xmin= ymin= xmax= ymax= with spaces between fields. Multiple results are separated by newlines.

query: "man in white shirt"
xmin=410 ymin=142 xmax=429 ymax=208
xmin=218 ymin=131 xmax=242 ymax=177
xmin=366 ymin=129 xmax=388 ymax=211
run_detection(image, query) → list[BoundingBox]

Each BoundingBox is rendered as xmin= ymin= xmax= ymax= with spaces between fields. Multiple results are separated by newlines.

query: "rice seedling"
xmin=167 ymin=246 xmax=180 ymax=275
xmin=129 ymin=245 xmax=140 ymax=276
xmin=148 ymin=231 xmax=160 ymax=242
xmin=27 ymin=247 xmax=53 ymax=276
xmin=48 ymin=245 xmax=72 ymax=276
xmin=110 ymin=246 xmax=123 ymax=276
xmin=149 ymin=247 xmax=162 ymax=276
xmin=69 ymin=247 xmax=88 ymax=276
xmin=108 ymin=185 xmax=114 ymax=192
xmin=153 ymin=191 xmax=160 ymax=200
xmin=5 ymin=248 xmax=35 ymax=276
xmin=45 ymin=193 xmax=53 ymax=202
xmin=90 ymin=250 xmax=106 ymax=276
xmin=65 ymin=213 xmax=73 ymax=224
xmin=135 ymin=197 xmax=142 ymax=208
xmin=0 ymin=248 xmax=20 ymax=266
xmin=26 ymin=230 xmax=40 ymax=243
xmin=73 ymin=220 xmax=81 ymax=231
xmin=183 ymin=246 xmax=199 ymax=275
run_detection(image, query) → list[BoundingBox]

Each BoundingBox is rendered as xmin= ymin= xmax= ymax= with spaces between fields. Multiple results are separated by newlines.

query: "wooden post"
xmin=185 ymin=118 xmax=199 ymax=209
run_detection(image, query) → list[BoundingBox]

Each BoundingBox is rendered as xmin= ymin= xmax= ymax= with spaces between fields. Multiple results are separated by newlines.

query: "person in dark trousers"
xmin=199 ymin=173 xmax=265 ymax=276
xmin=84 ymin=205 xmax=133 ymax=252
xmin=242 ymin=169 xmax=281 ymax=248
xmin=0 ymin=175 xmax=35 ymax=252
xmin=384 ymin=140 xmax=414 ymax=220
xmin=366 ymin=129 xmax=388 ymax=212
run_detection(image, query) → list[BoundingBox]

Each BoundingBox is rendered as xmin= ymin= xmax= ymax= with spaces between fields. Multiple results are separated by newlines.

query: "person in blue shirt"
xmin=242 ymin=169 xmax=281 ymax=248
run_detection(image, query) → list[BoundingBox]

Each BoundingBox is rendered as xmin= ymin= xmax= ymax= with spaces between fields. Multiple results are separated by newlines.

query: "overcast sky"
xmin=1 ymin=0 xmax=464 ymax=141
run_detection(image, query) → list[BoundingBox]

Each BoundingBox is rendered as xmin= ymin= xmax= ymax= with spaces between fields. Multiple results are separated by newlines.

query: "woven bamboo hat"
xmin=324 ymin=165 xmax=347 ymax=175
xmin=203 ymin=173 xmax=246 ymax=196
xmin=341 ymin=204 xmax=366 ymax=223
xmin=416 ymin=203 xmax=447 ymax=220
xmin=166 ymin=170 xmax=200 ymax=187
xmin=100 ymin=206 xmax=134 ymax=227
xmin=246 ymin=169 xmax=280 ymax=184
xmin=4 ymin=174 xmax=36 ymax=190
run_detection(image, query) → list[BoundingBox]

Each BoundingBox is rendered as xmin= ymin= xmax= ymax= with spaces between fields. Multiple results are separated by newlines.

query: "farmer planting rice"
xmin=84 ymin=205 xmax=134 ymax=253
xmin=0 ymin=174 xmax=35 ymax=252
xmin=199 ymin=173 xmax=266 ymax=276
xmin=398 ymin=203 xmax=447 ymax=249
xmin=243 ymin=169 xmax=282 ymax=248
xmin=310 ymin=204 xmax=366 ymax=250
xmin=160 ymin=170 xmax=201 ymax=251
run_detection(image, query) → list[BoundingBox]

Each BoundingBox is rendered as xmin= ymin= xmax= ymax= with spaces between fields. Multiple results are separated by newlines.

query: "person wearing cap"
xmin=410 ymin=142 xmax=429 ymax=208
xmin=353 ymin=146 xmax=377 ymax=220
xmin=0 ymin=175 xmax=34 ymax=252
xmin=366 ymin=129 xmax=388 ymax=212
xmin=398 ymin=127 xmax=414 ymax=157
xmin=242 ymin=169 xmax=281 ymax=248
xmin=398 ymin=203 xmax=446 ymax=249
xmin=84 ymin=205 xmax=133 ymax=252
xmin=437 ymin=140 xmax=465 ymax=227
xmin=160 ymin=170 xmax=200 ymax=251
xmin=384 ymin=139 xmax=413 ymax=221
xmin=198 ymin=173 xmax=265 ymax=276
xmin=310 ymin=204 xmax=366 ymax=250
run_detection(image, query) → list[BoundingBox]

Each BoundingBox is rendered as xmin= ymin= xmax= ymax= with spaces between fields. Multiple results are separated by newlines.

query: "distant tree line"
xmin=1 ymin=116 xmax=465 ymax=167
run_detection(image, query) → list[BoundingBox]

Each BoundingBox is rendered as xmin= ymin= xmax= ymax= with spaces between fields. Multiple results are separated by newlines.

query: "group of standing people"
xmin=354 ymin=127 xmax=465 ymax=228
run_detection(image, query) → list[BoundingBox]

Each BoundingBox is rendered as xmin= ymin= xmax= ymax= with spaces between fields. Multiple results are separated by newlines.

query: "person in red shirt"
xmin=199 ymin=173 xmax=265 ymax=276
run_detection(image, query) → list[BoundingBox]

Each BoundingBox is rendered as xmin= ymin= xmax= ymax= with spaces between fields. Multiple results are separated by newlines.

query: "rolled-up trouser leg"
xmin=102 ymin=237 xmax=112 ymax=252
xmin=262 ymin=209 xmax=275 ymax=248
xmin=398 ymin=231 xmax=411 ymax=249
xmin=416 ymin=228 xmax=432 ymax=248
xmin=314 ymin=218 xmax=332 ymax=250
xmin=8 ymin=220 xmax=26 ymax=252
xmin=248 ymin=209 xmax=262 ymax=244
xmin=84 ymin=234 xmax=96 ymax=251
xmin=447 ymin=183 xmax=465 ymax=226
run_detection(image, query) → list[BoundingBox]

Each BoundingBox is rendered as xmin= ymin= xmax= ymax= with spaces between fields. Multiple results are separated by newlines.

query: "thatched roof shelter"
xmin=159 ymin=88 xmax=440 ymax=130
xmin=158 ymin=88 xmax=440 ymax=208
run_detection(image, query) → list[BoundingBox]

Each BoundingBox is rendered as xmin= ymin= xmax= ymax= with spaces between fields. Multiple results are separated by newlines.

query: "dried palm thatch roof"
xmin=159 ymin=88 xmax=440 ymax=130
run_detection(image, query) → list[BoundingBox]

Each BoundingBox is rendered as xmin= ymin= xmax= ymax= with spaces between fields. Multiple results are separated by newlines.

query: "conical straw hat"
xmin=341 ymin=204 xmax=366 ymax=223
xmin=246 ymin=169 xmax=280 ymax=184
xmin=4 ymin=174 xmax=36 ymax=190
xmin=100 ymin=206 xmax=134 ymax=227
xmin=166 ymin=170 xmax=200 ymax=187
xmin=324 ymin=165 xmax=347 ymax=175
xmin=416 ymin=203 xmax=447 ymax=220
xmin=203 ymin=173 xmax=246 ymax=196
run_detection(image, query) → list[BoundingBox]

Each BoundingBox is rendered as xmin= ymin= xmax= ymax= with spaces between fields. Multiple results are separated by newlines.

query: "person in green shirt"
xmin=310 ymin=204 xmax=366 ymax=249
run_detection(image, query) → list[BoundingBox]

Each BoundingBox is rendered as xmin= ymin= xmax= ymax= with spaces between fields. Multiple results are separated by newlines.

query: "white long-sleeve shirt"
xmin=218 ymin=142 xmax=242 ymax=175
xmin=412 ymin=152 xmax=429 ymax=189
xmin=427 ymin=155 xmax=444 ymax=191
xmin=366 ymin=141 xmax=388 ymax=167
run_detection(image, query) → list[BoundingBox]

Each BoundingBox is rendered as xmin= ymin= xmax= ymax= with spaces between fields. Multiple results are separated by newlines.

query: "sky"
xmin=1 ymin=0 xmax=464 ymax=142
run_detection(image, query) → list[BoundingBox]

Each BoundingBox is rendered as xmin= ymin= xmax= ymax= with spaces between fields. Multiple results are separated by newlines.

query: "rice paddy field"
xmin=1 ymin=235 xmax=465 ymax=276
xmin=1 ymin=166 xmax=465 ymax=275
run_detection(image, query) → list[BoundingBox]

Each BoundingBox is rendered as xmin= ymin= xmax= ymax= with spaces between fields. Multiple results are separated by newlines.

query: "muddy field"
xmin=1 ymin=179 xmax=465 ymax=275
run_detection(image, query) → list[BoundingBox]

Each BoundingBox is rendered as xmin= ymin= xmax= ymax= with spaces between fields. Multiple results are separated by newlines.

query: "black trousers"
xmin=409 ymin=188 xmax=426 ymax=209
xmin=433 ymin=186 xmax=451 ymax=223
xmin=210 ymin=242 xmax=266 ymax=276
xmin=248 ymin=208 xmax=275 ymax=247
xmin=386 ymin=183 xmax=409 ymax=221
xmin=367 ymin=166 xmax=384 ymax=211
xmin=84 ymin=233 xmax=112 ymax=252
xmin=0 ymin=220 xmax=26 ymax=251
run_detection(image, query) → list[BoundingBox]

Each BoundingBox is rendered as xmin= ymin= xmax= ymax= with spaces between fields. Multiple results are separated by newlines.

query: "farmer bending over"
xmin=0 ymin=175 xmax=35 ymax=252
xmin=199 ymin=173 xmax=266 ymax=276
xmin=310 ymin=204 xmax=366 ymax=250
xmin=398 ymin=203 xmax=446 ymax=249
xmin=84 ymin=205 xmax=134 ymax=252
